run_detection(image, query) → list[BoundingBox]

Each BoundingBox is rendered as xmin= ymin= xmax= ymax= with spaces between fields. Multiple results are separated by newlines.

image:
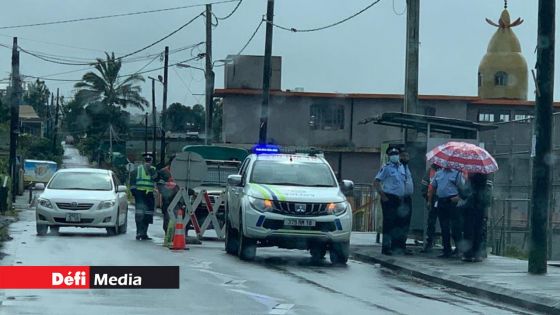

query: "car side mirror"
xmin=117 ymin=185 xmax=128 ymax=193
xmin=341 ymin=180 xmax=354 ymax=196
xmin=34 ymin=183 xmax=45 ymax=190
xmin=227 ymin=174 xmax=243 ymax=187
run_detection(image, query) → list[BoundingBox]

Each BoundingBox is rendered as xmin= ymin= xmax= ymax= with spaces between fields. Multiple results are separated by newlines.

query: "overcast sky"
xmin=0 ymin=0 xmax=553 ymax=114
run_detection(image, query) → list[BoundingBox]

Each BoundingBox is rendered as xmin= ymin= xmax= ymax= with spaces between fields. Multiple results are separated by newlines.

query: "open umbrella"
xmin=426 ymin=141 xmax=499 ymax=174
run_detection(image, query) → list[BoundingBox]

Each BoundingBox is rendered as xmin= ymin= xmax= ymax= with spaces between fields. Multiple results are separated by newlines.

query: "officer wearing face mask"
xmin=374 ymin=147 xmax=406 ymax=255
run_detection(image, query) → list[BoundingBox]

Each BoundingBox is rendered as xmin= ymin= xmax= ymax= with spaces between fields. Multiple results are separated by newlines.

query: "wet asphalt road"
xmin=0 ymin=145 xmax=538 ymax=315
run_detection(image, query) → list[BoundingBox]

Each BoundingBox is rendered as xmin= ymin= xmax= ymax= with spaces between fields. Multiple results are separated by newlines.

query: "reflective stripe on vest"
xmin=136 ymin=165 xmax=154 ymax=192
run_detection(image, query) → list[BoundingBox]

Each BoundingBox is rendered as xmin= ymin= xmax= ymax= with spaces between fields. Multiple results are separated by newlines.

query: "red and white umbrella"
xmin=426 ymin=141 xmax=499 ymax=174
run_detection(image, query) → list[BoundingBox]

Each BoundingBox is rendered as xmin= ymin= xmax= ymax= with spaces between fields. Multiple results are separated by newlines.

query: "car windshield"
xmin=250 ymin=160 xmax=336 ymax=187
xmin=47 ymin=172 xmax=112 ymax=191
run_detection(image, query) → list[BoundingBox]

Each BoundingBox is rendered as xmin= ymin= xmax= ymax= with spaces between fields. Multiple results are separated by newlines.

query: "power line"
xmin=238 ymin=17 xmax=264 ymax=55
xmin=214 ymin=0 xmax=243 ymax=20
xmin=0 ymin=0 xmax=238 ymax=30
xmin=266 ymin=0 xmax=383 ymax=33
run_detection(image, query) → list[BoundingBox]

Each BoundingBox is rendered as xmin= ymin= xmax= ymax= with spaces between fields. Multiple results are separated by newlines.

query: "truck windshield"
xmin=250 ymin=160 xmax=336 ymax=187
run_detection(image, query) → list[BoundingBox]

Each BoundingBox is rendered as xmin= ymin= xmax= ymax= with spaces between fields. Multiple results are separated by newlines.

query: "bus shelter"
xmin=360 ymin=112 xmax=497 ymax=242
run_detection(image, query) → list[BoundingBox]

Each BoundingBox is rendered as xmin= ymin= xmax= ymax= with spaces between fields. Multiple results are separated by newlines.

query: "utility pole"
xmin=403 ymin=0 xmax=420 ymax=141
xmin=52 ymin=88 xmax=60 ymax=152
xmin=109 ymin=125 xmax=113 ymax=168
xmin=144 ymin=113 xmax=148 ymax=154
xmin=205 ymin=4 xmax=215 ymax=145
xmin=259 ymin=0 xmax=274 ymax=144
xmin=151 ymin=78 xmax=157 ymax=161
xmin=160 ymin=46 xmax=169 ymax=167
xmin=529 ymin=0 xmax=555 ymax=275
xmin=9 ymin=37 xmax=21 ymax=203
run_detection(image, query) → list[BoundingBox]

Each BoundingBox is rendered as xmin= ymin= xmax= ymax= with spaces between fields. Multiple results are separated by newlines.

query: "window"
xmin=424 ymin=106 xmax=436 ymax=116
xmin=514 ymin=114 xmax=533 ymax=121
xmin=250 ymin=160 xmax=336 ymax=187
xmin=48 ymin=172 xmax=113 ymax=191
xmin=310 ymin=104 xmax=344 ymax=130
xmin=498 ymin=114 xmax=510 ymax=122
xmin=478 ymin=113 xmax=495 ymax=122
xmin=494 ymin=71 xmax=508 ymax=86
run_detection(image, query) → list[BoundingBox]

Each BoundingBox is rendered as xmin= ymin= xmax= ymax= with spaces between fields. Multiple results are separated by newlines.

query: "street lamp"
xmin=177 ymin=59 xmax=232 ymax=145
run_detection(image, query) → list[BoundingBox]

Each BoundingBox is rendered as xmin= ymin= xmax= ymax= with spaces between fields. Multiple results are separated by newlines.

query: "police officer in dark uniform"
xmin=430 ymin=167 xmax=464 ymax=258
xmin=374 ymin=147 xmax=407 ymax=256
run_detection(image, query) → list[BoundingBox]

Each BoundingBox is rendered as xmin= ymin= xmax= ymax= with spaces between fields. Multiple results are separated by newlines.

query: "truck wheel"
xmin=329 ymin=242 xmax=349 ymax=265
xmin=225 ymin=218 xmax=239 ymax=255
xmin=36 ymin=224 xmax=48 ymax=236
xmin=237 ymin=214 xmax=256 ymax=261
xmin=310 ymin=244 xmax=327 ymax=263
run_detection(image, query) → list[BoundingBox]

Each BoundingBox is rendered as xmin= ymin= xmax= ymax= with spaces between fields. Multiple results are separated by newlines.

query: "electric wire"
xmin=214 ymin=0 xmax=243 ymax=20
xmin=0 ymin=0 xmax=238 ymax=30
xmin=266 ymin=0 xmax=383 ymax=33
xmin=237 ymin=17 xmax=264 ymax=55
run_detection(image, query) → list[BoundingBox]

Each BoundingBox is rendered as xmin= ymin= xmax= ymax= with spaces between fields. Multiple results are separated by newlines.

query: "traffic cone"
xmin=171 ymin=208 xmax=187 ymax=250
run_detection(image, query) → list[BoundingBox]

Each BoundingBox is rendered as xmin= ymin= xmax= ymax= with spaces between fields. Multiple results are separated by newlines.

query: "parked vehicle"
xmin=23 ymin=159 xmax=57 ymax=187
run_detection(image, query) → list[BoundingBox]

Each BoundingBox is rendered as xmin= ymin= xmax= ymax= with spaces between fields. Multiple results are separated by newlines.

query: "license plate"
xmin=284 ymin=219 xmax=316 ymax=227
xmin=65 ymin=213 xmax=81 ymax=222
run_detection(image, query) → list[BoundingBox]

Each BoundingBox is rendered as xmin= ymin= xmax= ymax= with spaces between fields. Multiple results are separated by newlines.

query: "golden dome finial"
xmin=485 ymin=9 xmax=523 ymax=29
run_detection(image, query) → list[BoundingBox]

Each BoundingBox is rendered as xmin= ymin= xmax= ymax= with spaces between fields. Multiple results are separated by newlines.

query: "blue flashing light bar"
xmin=252 ymin=144 xmax=280 ymax=154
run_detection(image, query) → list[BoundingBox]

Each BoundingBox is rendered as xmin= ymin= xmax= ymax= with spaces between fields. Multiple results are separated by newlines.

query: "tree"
xmin=192 ymin=104 xmax=205 ymax=132
xmin=74 ymin=52 xmax=148 ymax=110
xmin=23 ymin=79 xmax=50 ymax=119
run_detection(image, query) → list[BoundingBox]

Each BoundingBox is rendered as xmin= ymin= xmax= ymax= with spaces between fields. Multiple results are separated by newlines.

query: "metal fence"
xmin=350 ymin=183 xmax=380 ymax=232
xmin=480 ymin=114 xmax=560 ymax=259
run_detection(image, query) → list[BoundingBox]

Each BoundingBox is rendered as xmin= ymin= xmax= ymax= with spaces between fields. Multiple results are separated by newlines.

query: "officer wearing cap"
xmin=130 ymin=153 xmax=158 ymax=240
xmin=429 ymin=166 xmax=464 ymax=258
xmin=374 ymin=147 xmax=407 ymax=255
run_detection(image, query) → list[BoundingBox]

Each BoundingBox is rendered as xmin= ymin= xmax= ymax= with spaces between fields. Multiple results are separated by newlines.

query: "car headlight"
xmin=38 ymin=198 xmax=53 ymax=209
xmin=327 ymin=202 xmax=348 ymax=215
xmin=97 ymin=200 xmax=116 ymax=210
xmin=249 ymin=196 xmax=274 ymax=212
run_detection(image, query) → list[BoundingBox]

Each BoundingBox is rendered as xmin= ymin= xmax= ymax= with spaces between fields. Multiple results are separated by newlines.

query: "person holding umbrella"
xmin=426 ymin=141 xmax=499 ymax=259
xmin=460 ymin=173 xmax=492 ymax=262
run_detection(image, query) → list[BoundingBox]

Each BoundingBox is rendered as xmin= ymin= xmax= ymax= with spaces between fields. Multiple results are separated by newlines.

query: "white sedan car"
xmin=35 ymin=168 xmax=129 ymax=236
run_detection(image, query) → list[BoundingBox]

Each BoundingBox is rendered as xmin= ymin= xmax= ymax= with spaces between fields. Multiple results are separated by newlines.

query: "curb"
xmin=351 ymin=249 xmax=560 ymax=315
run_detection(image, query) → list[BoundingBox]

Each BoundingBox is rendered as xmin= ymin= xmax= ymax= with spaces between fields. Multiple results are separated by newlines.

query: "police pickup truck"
xmin=225 ymin=146 xmax=353 ymax=264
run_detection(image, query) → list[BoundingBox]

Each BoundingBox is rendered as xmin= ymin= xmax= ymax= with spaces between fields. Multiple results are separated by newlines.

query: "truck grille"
xmin=56 ymin=203 xmax=94 ymax=211
xmin=272 ymin=201 xmax=329 ymax=216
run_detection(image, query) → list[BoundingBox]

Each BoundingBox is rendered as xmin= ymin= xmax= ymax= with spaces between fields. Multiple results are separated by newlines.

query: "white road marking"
xmin=269 ymin=303 xmax=295 ymax=314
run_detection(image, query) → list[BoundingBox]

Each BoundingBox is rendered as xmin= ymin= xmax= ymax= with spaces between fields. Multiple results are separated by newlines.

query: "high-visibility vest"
xmin=136 ymin=165 xmax=155 ymax=192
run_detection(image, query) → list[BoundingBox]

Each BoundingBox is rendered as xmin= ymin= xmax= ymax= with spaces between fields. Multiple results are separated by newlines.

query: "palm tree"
xmin=74 ymin=52 xmax=148 ymax=110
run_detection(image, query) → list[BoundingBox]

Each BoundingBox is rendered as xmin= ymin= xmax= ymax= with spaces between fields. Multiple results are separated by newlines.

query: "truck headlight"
xmin=97 ymin=200 xmax=116 ymax=210
xmin=38 ymin=198 xmax=53 ymax=209
xmin=249 ymin=196 xmax=274 ymax=212
xmin=327 ymin=202 xmax=348 ymax=215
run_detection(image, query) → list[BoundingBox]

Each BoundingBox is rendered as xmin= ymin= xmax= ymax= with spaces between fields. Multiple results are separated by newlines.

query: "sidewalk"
xmin=350 ymin=232 xmax=560 ymax=314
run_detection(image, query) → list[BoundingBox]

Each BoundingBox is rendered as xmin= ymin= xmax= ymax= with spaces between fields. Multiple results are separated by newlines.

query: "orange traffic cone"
xmin=171 ymin=208 xmax=188 ymax=250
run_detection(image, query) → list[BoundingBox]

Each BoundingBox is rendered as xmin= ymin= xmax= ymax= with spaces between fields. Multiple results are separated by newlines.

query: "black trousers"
xmin=425 ymin=200 xmax=438 ymax=246
xmin=437 ymin=197 xmax=462 ymax=254
xmin=381 ymin=194 xmax=405 ymax=251
xmin=463 ymin=205 xmax=485 ymax=259
xmin=392 ymin=196 xmax=412 ymax=250
xmin=134 ymin=190 xmax=154 ymax=237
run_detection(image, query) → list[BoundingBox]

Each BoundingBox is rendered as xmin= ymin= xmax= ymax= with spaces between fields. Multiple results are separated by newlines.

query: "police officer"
xmin=429 ymin=167 xmax=464 ymax=258
xmin=374 ymin=147 xmax=406 ymax=256
xmin=130 ymin=153 xmax=158 ymax=240
xmin=421 ymin=163 xmax=440 ymax=252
